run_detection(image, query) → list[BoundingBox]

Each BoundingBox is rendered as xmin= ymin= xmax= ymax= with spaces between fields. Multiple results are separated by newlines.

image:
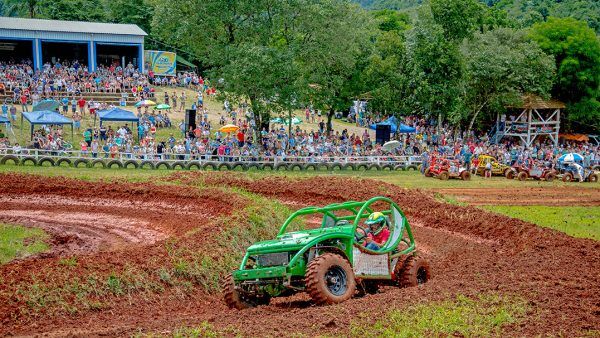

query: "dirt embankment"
xmin=0 ymin=172 xmax=598 ymax=337
xmin=437 ymin=187 xmax=600 ymax=206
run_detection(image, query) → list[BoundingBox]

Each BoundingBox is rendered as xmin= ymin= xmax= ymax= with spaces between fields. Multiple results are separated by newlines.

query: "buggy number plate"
xmin=257 ymin=252 xmax=289 ymax=267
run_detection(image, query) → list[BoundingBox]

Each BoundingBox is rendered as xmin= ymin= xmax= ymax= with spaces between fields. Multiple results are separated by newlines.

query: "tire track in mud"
xmin=0 ymin=172 xmax=598 ymax=337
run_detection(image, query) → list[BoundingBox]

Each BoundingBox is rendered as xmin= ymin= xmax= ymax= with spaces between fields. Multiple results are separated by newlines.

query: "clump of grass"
xmin=164 ymin=189 xmax=295 ymax=292
xmin=349 ymin=293 xmax=528 ymax=337
xmin=434 ymin=192 xmax=468 ymax=207
xmin=58 ymin=257 xmax=78 ymax=267
xmin=134 ymin=321 xmax=240 ymax=338
xmin=0 ymin=223 xmax=49 ymax=264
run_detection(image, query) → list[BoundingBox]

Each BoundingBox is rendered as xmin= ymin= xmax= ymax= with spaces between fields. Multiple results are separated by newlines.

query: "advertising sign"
xmin=145 ymin=50 xmax=176 ymax=76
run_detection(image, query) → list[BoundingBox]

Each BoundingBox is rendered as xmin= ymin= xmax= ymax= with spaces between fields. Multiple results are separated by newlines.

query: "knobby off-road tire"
xmin=562 ymin=173 xmax=573 ymax=182
xmin=545 ymin=173 xmax=555 ymax=182
xmin=305 ymin=253 xmax=356 ymax=305
xmin=517 ymin=172 xmax=528 ymax=181
xmin=588 ymin=173 xmax=598 ymax=183
xmin=460 ymin=171 xmax=471 ymax=181
xmin=438 ymin=171 xmax=450 ymax=180
xmin=506 ymin=170 xmax=515 ymax=180
xmin=424 ymin=168 xmax=432 ymax=177
xmin=395 ymin=254 xmax=431 ymax=288
xmin=222 ymin=274 xmax=270 ymax=310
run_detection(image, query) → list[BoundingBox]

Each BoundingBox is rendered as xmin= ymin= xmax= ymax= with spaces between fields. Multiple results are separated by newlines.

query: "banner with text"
xmin=145 ymin=50 xmax=176 ymax=76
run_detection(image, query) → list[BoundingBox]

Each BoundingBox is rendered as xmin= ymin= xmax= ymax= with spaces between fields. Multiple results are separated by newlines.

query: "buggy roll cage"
xmin=277 ymin=196 xmax=416 ymax=256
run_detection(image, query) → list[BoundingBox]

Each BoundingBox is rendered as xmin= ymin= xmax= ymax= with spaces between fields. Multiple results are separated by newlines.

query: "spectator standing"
xmin=20 ymin=93 xmax=28 ymax=112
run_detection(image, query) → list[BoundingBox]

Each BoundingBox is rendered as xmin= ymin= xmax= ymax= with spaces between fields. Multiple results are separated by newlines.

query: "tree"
xmin=430 ymin=0 xmax=484 ymax=42
xmin=405 ymin=6 xmax=464 ymax=130
xmin=459 ymin=28 xmax=555 ymax=132
xmin=530 ymin=17 xmax=600 ymax=132
xmin=2 ymin=0 xmax=41 ymax=18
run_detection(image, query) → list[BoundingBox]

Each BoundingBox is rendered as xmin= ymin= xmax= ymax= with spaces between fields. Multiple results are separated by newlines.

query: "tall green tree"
xmin=530 ymin=17 xmax=600 ymax=132
xmin=458 ymin=28 xmax=555 ymax=132
xmin=2 ymin=0 xmax=40 ymax=18
xmin=430 ymin=0 xmax=484 ymax=42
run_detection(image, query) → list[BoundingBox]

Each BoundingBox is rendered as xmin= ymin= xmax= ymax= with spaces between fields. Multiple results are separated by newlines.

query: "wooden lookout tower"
xmin=501 ymin=95 xmax=565 ymax=148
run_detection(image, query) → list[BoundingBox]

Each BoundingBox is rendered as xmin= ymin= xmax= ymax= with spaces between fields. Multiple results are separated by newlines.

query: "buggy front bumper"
xmin=233 ymin=266 xmax=288 ymax=282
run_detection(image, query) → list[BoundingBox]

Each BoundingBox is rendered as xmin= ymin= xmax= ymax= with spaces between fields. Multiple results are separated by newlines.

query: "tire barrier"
xmin=56 ymin=158 xmax=72 ymax=167
xmin=355 ymin=163 xmax=368 ymax=171
xmin=261 ymin=163 xmax=275 ymax=170
xmin=328 ymin=162 xmax=343 ymax=171
xmin=155 ymin=161 xmax=172 ymax=170
xmin=171 ymin=161 xmax=187 ymax=170
xmin=107 ymin=160 xmax=124 ymax=169
xmin=140 ymin=161 xmax=156 ymax=170
xmin=0 ymin=155 xmax=19 ymax=165
xmin=0 ymin=154 xmax=428 ymax=172
xmin=275 ymin=163 xmax=289 ymax=171
xmin=218 ymin=163 xmax=232 ymax=171
xmin=73 ymin=158 xmax=89 ymax=168
xmin=186 ymin=161 xmax=201 ymax=170
xmin=124 ymin=160 xmax=140 ymax=169
xmin=231 ymin=162 xmax=248 ymax=171
xmin=246 ymin=163 xmax=261 ymax=171
xmin=20 ymin=157 xmax=38 ymax=166
xmin=303 ymin=163 xmax=319 ymax=171
xmin=91 ymin=159 xmax=106 ymax=168
xmin=38 ymin=157 xmax=56 ymax=167
xmin=202 ymin=162 xmax=218 ymax=171
xmin=289 ymin=163 xmax=303 ymax=171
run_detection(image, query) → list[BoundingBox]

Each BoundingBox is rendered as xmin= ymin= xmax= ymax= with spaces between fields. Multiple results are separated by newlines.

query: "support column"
xmin=88 ymin=41 xmax=95 ymax=71
xmin=33 ymin=38 xmax=41 ymax=70
xmin=138 ymin=44 xmax=144 ymax=71
xmin=526 ymin=109 xmax=532 ymax=148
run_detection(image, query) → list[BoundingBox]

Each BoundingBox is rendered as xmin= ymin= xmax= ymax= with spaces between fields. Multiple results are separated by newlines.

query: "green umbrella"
xmin=155 ymin=104 xmax=171 ymax=110
xmin=270 ymin=117 xmax=283 ymax=124
xmin=284 ymin=117 xmax=302 ymax=125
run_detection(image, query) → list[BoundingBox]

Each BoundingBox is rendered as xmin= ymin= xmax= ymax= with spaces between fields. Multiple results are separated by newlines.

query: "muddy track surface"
xmin=437 ymin=187 xmax=600 ymax=206
xmin=0 ymin=172 xmax=599 ymax=337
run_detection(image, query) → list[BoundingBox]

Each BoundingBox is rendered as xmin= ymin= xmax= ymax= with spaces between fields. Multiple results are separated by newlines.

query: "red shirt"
xmin=368 ymin=228 xmax=390 ymax=246
xmin=77 ymin=98 xmax=86 ymax=108
xmin=236 ymin=131 xmax=245 ymax=142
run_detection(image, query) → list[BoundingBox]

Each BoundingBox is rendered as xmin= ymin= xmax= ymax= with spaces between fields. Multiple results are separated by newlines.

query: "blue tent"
xmin=369 ymin=116 xmax=416 ymax=134
xmin=96 ymin=107 xmax=139 ymax=126
xmin=22 ymin=110 xmax=73 ymax=140
xmin=33 ymin=99 xmax=60 ymax=112
xmin=0 ymin=115 xmax=10 ymax=124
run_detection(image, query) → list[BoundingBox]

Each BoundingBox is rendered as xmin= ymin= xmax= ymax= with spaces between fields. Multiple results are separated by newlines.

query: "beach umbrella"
xmin=382 ymin=140 xmax=401 ymax=152
xmin=558 ymin=153 xmax=584 ymax=163
xmin=283 ymin=117 xmax=302 ymax=125
xmin=33 ymin=99 xmax=60 ymax=112
xmin=134 ymin=100 xmax=156 ymax=107
xmin=219 ymin=124 xmax=240 ymax=133
xmin=270 ymin=117 xmax=283 ymax=124
xmin=154 ymin=103 xmax=171 ymax=110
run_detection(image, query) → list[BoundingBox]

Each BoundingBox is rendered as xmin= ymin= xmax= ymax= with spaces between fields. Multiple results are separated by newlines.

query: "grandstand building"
xmin=0 ymin=17 xmax=146 ymax=71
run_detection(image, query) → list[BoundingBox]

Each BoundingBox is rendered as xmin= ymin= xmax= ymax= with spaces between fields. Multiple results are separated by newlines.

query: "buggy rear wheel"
xmin=517 ymin=171 xmax=528 ymax=181
xmin=588 ymin=173 xmax=598 ymax=183
xmin=438 ymin=171 xmax=449 ymax=180
xmin=545 ymin=173 xmax=555 ymax=182
xmin=222 ymin=274 xmax=270 ymax=310
xmin=562 ymin=173 xmax=573 ymax=182
xmin=424 ymin=168 xmax=432 ymax=177
xmin=506 ymin=170 xmax=515 ymax=180
xmin=395 ymin=254 xmax=431 ymax=288
xmin=460 ymin=171 xmax=471 ymax=181
xmin=305 ymin=253 xmax=356 ymax=305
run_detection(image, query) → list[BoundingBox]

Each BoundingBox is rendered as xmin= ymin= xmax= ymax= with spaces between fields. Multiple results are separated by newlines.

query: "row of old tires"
xmin=0 ymin=155 xmax=422 ymax=171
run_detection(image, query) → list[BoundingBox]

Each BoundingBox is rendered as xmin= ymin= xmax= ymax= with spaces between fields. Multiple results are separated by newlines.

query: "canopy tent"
xmin=369 ymin=116 xmax=416 ymax=134
xmin=0 ymin=115 xmax=10 ymax=124
xmin=95 ymin=107 xmax=140 ymax=140
xmin=33 ymin=99 xmax=60 ymax=112
xmin=176 ymin=55 xmax=197 ymax=70
xmin=21 ymin=110 xmax=73 ymax=140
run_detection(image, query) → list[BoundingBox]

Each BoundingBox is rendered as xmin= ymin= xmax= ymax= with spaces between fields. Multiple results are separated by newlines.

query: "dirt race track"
xmin=0 ymin=172 xmax=598 ymax=337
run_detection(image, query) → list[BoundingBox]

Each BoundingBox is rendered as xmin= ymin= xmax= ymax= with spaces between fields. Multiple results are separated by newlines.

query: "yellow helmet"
xmin=365 ymin=212 xmax=386 ymax=225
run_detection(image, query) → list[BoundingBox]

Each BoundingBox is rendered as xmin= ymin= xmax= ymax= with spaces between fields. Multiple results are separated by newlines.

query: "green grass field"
xmin=482 ymin=206 xmax=600 ymax=241
xmin=0 ymin=224 xmax=49 ymax=264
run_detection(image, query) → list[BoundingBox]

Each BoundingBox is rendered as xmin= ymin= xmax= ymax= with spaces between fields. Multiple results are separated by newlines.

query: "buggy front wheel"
xmin=305 ymin=253 xmax=356 ymax=305
xmin=222 ymin=274 xmax=270 ymax=310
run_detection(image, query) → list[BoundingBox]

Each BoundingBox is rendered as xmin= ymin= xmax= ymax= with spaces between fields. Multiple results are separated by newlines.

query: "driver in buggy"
xmin=360 ymin=212 xmax=391 ymax=251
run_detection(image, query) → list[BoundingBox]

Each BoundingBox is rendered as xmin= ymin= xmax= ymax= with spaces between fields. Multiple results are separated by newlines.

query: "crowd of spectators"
xmin=0 ymin=61 xmax=597 ymax=169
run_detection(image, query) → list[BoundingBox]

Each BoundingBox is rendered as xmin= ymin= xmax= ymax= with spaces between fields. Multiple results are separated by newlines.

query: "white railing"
xmin=0 ymin=147 xmax=424 ymax=168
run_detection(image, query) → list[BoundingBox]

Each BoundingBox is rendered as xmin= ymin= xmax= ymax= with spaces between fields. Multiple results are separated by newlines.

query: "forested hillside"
xmin=354 ymin=0 xmax=600 ymax=33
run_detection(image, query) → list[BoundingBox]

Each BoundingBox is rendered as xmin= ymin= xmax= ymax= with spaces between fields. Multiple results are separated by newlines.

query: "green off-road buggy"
xmin=223 ymin=196 xmax=431 ymax=308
